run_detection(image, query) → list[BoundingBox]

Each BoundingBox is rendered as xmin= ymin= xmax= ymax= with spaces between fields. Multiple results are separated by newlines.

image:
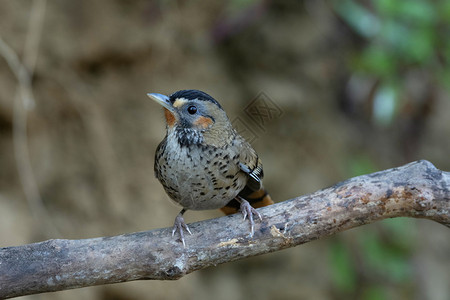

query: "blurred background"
xmin=0 ymin=0 xmax=449 ymax=299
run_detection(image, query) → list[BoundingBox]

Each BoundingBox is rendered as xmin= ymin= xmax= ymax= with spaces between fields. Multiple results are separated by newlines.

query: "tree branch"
xmin=1 ymin=160 xmax=449 ymax=299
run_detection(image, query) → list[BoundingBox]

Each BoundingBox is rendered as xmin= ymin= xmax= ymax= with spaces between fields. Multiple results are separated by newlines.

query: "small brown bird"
xmin=148 ymin=90 xmax=273 ymax=246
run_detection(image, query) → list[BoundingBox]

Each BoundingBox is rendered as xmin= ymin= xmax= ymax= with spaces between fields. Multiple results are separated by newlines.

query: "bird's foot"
xmin=237 ymin=197 xmax=262 ymax=237
xmin=172 ymin=210 xmax=192 ymax=247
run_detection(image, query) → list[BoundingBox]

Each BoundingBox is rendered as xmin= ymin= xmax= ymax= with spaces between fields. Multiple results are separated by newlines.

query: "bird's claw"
xmin=238 ymin=198 xmax=262 ymax=237
xmin=172 ymin=212 xmax=191 ymax=247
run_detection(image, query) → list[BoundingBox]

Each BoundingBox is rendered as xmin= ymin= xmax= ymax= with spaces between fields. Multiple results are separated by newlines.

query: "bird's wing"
xmin=220 ymin=135 xmax=272 ymax=216
xmin=237 ymin=139 xmax=263 ymax=192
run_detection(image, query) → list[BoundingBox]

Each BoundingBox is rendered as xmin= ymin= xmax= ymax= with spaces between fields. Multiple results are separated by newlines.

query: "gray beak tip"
xmin=147 ymin=93 xmax=172 ymax=110
xmin=147 ymin=92 xmax=167 ymax=99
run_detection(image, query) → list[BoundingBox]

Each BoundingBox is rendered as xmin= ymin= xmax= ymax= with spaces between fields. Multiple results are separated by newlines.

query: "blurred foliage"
xmin=334 ymin=0 xmax=449 ymax=82
xmin=358 ymin=219 xmax=414 ymax=283
xmin=348 ymin=154 xmax=377 ymax=176
xmin=329 ymin=218 xmax=417 ymax=299
xmin=334 ymin=0 xmax=449 ymax=128
xmin=330 ymin=240 xmax=357 ymax=293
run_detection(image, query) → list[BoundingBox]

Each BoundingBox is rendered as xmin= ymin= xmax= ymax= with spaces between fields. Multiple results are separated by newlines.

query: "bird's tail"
xmin=220 ymin=187 xmax=274 ymax=215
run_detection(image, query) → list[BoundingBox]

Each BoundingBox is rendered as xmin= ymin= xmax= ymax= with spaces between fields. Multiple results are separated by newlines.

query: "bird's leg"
xmin=172 ymin=208 xmax=192 ymax=247
xmin=236 ymin=196 xmax=262 ymax=237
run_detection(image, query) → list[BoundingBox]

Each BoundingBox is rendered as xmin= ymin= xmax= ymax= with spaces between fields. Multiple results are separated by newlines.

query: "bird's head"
xmin=147 ymin=90 xmax=233 ymax=147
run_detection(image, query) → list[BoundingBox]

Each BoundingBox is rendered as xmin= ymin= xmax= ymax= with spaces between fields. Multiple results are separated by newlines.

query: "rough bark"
xmin=0 ymin=160 xmax=449 ymax=299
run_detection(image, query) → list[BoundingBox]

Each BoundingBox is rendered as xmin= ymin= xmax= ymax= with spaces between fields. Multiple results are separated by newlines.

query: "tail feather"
xmin=220 ymin=187 xmax=274 ymax=215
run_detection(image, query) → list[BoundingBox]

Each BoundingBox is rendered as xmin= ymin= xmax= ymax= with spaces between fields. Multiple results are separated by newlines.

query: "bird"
xmin=147 ymin=89 xmax=273 ymax=246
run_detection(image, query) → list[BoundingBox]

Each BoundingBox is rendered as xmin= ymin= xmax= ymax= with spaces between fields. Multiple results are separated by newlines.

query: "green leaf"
xmin=348 ymin=155 xmax=377 ymax=177
xmin=333 ymin=0 xmax=380 ymax=38
xmin=329 ymin=240 xmax=357 ymax=292
xmin=362 ymin=286 xmax=386 ymax=300
xmin=355 ymin=45 xmax=397 ymax=77
xmin=358 ymin=221 xmax=413 ymax=283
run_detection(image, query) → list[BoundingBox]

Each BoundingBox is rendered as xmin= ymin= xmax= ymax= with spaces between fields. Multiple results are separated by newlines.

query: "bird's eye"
xmin=187 ymin=105 xmax=197 ymax=114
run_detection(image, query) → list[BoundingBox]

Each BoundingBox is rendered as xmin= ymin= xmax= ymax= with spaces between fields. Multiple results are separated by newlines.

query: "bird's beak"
xmin=147 ymin=93 xmax=174 ymax=112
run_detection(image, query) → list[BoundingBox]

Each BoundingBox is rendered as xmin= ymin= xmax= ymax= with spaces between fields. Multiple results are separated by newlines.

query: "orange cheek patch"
xmin=164 ymin=108 xmax=176 ymax=127
xmin=193 ymin=116 xmax=213 ymax=129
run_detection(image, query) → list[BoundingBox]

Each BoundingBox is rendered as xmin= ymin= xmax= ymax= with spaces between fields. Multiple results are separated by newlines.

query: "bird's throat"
xmin=164 ymin=108 xmax=176 ymax=127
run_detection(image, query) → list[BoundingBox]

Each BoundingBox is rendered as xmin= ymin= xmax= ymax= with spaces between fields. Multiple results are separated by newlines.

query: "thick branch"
xmin=1 ymin=160 xmax=449 ymax=299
